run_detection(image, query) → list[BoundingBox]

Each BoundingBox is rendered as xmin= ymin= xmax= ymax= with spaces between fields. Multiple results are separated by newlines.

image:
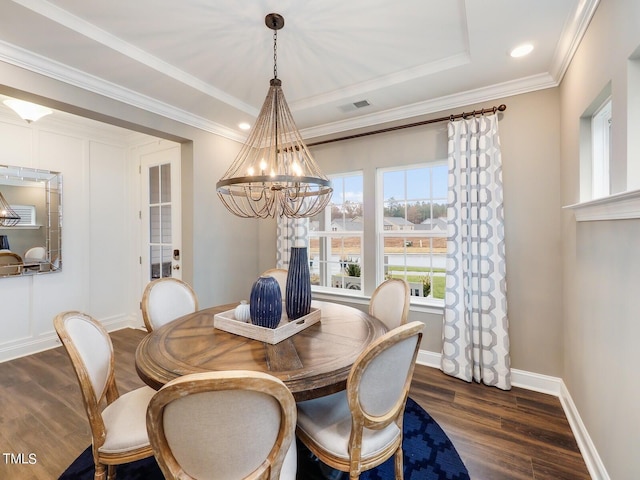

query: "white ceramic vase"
xmin=234 ymin=300 xmax=251 ymax=322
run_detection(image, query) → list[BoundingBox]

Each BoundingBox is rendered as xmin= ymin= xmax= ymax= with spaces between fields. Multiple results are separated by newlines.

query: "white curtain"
xmin=276 ymin=217 xmax=308 ymax=268
xmin=441 ymin=113 xmax=511 ymax=390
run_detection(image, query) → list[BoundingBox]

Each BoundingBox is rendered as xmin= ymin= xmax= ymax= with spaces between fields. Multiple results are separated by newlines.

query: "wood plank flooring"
xmin=0 ymin=328 xmax=591 ymax=479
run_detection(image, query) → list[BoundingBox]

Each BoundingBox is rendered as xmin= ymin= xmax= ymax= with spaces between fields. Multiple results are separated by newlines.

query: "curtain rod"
xmin=307 ymin=103 xmax=507 ymax=147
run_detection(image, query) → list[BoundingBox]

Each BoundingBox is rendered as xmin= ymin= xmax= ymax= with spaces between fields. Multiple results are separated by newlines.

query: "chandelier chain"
xmin=273 ymin=28 xmax=278 ymax=79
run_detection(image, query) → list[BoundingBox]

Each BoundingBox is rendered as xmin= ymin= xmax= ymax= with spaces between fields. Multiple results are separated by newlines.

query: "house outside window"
xmin=378 ymin=162 xmax=447 ymax=303
xmin=308 ymin=172 xmax=364 ymax=294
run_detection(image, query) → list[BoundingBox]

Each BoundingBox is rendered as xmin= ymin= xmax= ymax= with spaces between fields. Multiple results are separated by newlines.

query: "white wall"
xmin=0 ymin=112 xmax=138 ymax=361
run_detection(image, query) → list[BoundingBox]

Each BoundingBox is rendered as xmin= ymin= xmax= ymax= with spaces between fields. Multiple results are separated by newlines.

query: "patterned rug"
xmin=59 ymin=397 xmax=469 ymax=480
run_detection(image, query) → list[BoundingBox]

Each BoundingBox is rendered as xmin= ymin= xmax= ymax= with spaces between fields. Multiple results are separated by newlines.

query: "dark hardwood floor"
xmin=0 ymin=328 xmax=591 ymax=480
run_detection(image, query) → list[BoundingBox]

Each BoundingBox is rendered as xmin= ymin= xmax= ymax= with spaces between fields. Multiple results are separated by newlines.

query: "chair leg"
xmin=394 ymin=446 xmax=404 ymax=480
xmin=94 ymin=463 xmax=106 ymax=480
xmin=107 ymin=464 xmax=117 ymax=480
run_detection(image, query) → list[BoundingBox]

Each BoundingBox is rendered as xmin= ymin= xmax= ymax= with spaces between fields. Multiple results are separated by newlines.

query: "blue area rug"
xmin=59 ymin=397 xmax=469 ymax=480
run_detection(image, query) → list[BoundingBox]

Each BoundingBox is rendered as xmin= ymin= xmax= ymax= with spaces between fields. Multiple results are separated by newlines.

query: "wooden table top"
xmin=135 ymin=300 xmax=387 ymax=401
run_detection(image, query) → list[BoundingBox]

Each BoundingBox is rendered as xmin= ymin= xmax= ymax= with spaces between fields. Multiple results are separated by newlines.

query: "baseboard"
xmin=416 ymin=349 xmax=608 ymax=480
xmin=559 ymin=381 xmax=610 ymax=480
xmin=0 ymin=313 xmax=137 ymax=363
xmin=0 ymin=334 xmax=62 ymax=363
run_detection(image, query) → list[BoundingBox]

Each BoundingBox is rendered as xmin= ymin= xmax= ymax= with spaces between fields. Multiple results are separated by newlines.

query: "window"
xmin=579 ymin=84 xmax=612 ymax=202
xmin=11 ymin=205 xmax=36 ymax=226
xmin=378 ymin=163 xmax=447 ymax=302
xmin=591 ymin=98 xmax=611 ymax=199
xmin=309 ymin=172 xmax=364 ymax=293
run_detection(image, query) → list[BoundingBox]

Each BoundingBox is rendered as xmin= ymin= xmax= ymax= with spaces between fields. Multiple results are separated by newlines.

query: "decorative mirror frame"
xmin=0 ymin=165 xmax=62 ymax=277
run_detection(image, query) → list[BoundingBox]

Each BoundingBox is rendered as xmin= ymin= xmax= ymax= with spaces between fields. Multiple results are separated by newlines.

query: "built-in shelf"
xmin=564 ymin=189 xmax=640 ymax=221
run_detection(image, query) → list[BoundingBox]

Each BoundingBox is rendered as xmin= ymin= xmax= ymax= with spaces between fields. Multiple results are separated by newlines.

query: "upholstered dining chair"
xmin=146 ymin=370 xmax=297 ymax=480
xmin=54 ymin=311 xmax=155 ymax=480
xmin=262 ymin=268 xmax=288 ymax=299
xmin=24 ymin=246 xmax=46 ymax=261
xmin=368 ymin=278 xmax=410 ymax=330
xmin=141 ymin=277 xmax=199 ymax=332
xmin=296 ymin=321 xmax=424 ymax=480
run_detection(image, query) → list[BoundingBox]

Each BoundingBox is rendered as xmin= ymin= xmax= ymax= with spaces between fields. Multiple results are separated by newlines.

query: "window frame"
xmin=308 ymin=170 xmax=364 ymax=296
xmin=376 ymin=161 xmax=447 ymax=308
xmin=591 ymin=98 xmax=612 ymax=199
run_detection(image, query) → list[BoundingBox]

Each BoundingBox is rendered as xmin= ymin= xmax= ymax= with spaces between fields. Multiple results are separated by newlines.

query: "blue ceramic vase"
xmin=250 ymin=276 xmax=282 ymax=328
xmin=285 ymin=247 xmax=312 ymax=320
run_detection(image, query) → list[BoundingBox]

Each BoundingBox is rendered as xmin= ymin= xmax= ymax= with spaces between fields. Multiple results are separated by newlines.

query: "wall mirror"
xmin=0 ymin=165 xmax=62 ymax=277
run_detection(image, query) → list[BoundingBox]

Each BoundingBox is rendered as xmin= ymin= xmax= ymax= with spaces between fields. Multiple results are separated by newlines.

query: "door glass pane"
xmin=161 ymin=164 xmax=171 ymax=203
xmin=150 ymin=206 xmax=160 ymax=243
xmin=161 ymin=205 xmax=172 ymax=243
xmin=150 ymin=245 xmax=161 ymax=279
xmin=161 ymin=246 xmax=172 ymax=278
xmin=149 ymin=166 xmax=159 ymax=203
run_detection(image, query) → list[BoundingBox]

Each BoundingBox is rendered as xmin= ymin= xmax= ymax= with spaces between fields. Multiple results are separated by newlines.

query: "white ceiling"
xmin=0 ymin=0 xmax=598 ymax=141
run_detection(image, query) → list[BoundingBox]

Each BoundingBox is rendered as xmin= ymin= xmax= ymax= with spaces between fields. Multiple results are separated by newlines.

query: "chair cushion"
xmin=296 ymin=391 xmax=401 ymax=461
xmin=99 ymin=386 xmax=156 ymax=454
xmin=281 ymin=439 xmax=297 ymax=480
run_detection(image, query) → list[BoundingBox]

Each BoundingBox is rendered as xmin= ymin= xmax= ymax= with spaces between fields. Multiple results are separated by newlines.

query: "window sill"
xmin=563 ymin=189 xmax=640 ymax=221
xmin=312 ymin=288 xmax=444 ymax=315
xmin=0 ymin=225 xmax=41 ymax=229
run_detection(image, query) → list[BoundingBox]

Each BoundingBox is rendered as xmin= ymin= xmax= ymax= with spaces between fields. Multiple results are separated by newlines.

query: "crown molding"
xmin=300 ymin=72 xmax=557 ymax=140
xmin=12 ymin=0 xmax=257 ymax=118
xmin=290 ymin=52 xmax=471 ymax=112
xmin=0 ymin=40 xmax=246 ymax=143
xmin=549 ymin=0 xmax=601 ymax=83
xmin=0 ymin=0 xmax=596 ymax=145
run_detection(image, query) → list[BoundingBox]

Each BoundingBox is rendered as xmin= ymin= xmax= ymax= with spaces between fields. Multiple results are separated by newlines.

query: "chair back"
xmin=147 ymin=370 xmax=297 ymax=480
xmin=141 ymin=278 xmax=199 ymax=332
xmin=346 ymin=321 xmax=423 ymax=461
xmin=369 ymin=278 xmax=410 ymax=329
xmin=0 ymin=251 xmax=23 ymax=275
xmin=262 ymin=268 xmax=288 ymax=299
xmin=24 ymin=246 xmax=46 ymax=261
xmin=54 ymin=311 xmax=116 ymax=449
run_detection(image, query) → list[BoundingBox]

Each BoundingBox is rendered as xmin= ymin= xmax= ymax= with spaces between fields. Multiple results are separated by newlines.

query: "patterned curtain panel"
xmin=276 ymin=217 xmax=309 ymax=268
xmin=441 ymin=113 xmax=511 ymax=390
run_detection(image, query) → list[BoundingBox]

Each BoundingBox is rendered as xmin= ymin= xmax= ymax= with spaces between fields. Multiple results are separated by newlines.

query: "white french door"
xmin=140 ymin=144 xmax=182 ymax=288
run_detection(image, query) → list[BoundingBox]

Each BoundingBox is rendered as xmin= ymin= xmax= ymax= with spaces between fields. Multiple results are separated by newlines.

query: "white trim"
xmin=559 ymin=381 xmax=610 ymax=480
xmin=416 ymin=350 xmax=609 ymax=480
xmin=0 ymin=40 xmax=245 ymax=142
xmin=0 ymin=313 xmax=136 ymax=363
xmin=291 ymin=52 xmax=471 ymax=112
xmin=564 ymin=188 xmax=640 ymax=221
xmin=549 ymin=0 xmax=601 ymax=83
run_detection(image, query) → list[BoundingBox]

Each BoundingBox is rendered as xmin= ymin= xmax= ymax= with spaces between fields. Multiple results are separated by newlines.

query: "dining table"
xmin=135 ymin=299 xmax=387 ymax=401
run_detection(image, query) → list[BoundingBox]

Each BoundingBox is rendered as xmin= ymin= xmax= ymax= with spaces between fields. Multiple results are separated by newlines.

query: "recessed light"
xmin=510 ymin=43 xmax=534 ymax=58
xmin=238 ymin=122 xmax=251 ymax=131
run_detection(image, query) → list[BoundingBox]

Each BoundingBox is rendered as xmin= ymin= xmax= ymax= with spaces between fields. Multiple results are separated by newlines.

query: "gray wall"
xmin=560 ymin=0 xmax=640 ymax=478
xmin=264 ymin=88 xmax=564 ymax=370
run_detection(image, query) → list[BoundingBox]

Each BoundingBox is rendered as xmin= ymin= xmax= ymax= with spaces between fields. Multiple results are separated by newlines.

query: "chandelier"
xmin=216 ymin=13 xmax=332 ymax=219
xmin=0 ymin=191 xmax=20 ymax=226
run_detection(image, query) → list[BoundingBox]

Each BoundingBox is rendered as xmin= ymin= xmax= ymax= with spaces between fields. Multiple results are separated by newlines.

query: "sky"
xmin=329 ymin=164 xmax=448 ymax=205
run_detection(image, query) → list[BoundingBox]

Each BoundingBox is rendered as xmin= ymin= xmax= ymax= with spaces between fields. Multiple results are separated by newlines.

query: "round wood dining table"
xmin=135 ymin=300 xmax=387 ymax=401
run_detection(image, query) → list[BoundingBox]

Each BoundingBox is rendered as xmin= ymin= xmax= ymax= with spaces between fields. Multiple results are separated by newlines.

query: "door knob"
xmin=172 ymin=264 xmax=180 ymax=270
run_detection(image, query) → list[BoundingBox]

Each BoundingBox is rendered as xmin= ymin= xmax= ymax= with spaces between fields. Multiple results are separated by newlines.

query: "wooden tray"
xmin=213 ymin=306 xmax=321 ymax=344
